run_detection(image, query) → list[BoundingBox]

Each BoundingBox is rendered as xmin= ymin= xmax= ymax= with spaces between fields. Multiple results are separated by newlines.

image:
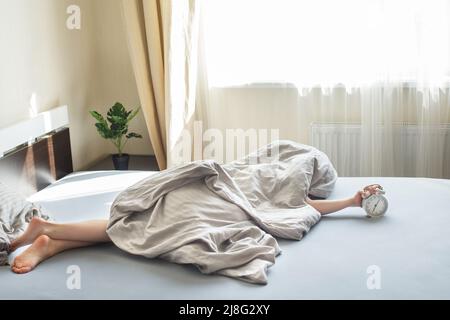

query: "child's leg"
xmin=10 ymin=218 xmax=110 ymax=251
xmin=11 ymin=235 xmax=95 ymax=274
xmin=43 ymin=219 xmax=110 ymax=242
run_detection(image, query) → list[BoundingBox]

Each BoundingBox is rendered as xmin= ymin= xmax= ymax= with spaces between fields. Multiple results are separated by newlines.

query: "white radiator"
xmin=311 ymin=123 xmax=450 ymax=177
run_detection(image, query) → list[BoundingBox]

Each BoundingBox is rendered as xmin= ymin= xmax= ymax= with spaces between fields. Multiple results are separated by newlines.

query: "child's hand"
xmin=352 ymin=184 xmax=383 ymax=207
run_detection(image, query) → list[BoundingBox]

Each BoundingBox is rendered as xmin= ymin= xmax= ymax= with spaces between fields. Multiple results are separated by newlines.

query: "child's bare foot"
xmin=11 ymin=235 xmax=54 ymax=274
xmin=10 ymin=217 xmax=48 ymax=252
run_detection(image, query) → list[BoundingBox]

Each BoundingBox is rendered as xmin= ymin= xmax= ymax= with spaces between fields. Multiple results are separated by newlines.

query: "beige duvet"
xmin=107 ymin=141 xmax=337 ymax=284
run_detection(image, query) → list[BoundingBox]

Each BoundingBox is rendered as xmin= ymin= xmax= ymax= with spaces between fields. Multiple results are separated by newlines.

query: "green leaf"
xmin=110 ymin=123 xmax=124 ymax=139
xmin=108 ymin=115 xmax=126 ymax=126
xmin=126 ymin=132 xmax=143 ymax=139
xmin=89 ymin=111 xmax=107 ymax=124
xmin=108 ymin=102 xmax=127 ymax=119
xmin=127 ymin=108 xmax=140 ymax=123
xmin=95 ymin=123 xmax=113 ymax=139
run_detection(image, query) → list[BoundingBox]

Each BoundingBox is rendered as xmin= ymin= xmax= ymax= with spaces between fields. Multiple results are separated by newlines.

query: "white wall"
xmin=0 ymin=0 xmax=153 ymax=170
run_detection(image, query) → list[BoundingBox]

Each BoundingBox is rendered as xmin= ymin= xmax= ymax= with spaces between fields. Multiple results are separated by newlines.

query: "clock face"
xmin=363 ymin=194 xmax=388 ymax=217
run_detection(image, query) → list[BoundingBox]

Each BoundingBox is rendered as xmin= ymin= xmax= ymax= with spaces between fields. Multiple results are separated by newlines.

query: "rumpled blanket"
xmin=0 ymin=183 xmax=50 ymax=266
xmin=107 ymin=140 xmax=337 ymax=284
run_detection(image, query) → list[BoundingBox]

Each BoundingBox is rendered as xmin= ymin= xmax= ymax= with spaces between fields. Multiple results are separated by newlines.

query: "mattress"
xmin=0 ymin=171 xmax=449 ymax=299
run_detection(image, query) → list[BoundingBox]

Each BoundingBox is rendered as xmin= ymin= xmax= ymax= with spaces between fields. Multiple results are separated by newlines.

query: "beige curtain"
xmin=121 ymin=0 xmax=202 ymax=169
xmin=121 ymin=0 xmax=167 ymax=169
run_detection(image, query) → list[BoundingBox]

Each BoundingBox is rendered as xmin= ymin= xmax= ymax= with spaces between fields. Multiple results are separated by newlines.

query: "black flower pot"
xmin=112 ymin=154 xmax=130 ymax=170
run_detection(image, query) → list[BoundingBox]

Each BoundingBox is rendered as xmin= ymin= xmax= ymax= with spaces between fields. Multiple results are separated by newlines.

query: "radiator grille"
xmin=311 ymin=123 xmax=450 ymax=177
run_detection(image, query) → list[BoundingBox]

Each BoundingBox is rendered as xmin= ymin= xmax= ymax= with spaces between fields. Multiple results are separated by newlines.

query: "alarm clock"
xmin=362 ymin=189 xmax=388 ymax=218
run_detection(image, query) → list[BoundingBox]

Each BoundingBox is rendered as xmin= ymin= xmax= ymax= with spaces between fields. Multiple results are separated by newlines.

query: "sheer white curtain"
xmin=198 ymin=0 xmax=450 ymax=177
xmin=163 ymin=0 xmax=205 ymax=167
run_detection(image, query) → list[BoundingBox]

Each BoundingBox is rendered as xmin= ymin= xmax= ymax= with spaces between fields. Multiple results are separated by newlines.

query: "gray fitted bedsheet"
xmin=0 ymin=171 xmax=449 ymax=299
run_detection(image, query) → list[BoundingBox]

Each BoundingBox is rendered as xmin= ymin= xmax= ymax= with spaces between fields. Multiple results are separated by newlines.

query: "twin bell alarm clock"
xmin=362 ymin=188 xmax=388 ymax=218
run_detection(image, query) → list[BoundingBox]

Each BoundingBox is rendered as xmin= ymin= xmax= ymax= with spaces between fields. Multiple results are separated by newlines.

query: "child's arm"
xmin=306 ymin=184 xmax=382 ymax=216
xmin=306 ymin=197 xmax=357 ymax=215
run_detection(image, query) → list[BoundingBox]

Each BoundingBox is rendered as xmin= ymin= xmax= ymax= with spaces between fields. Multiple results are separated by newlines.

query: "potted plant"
xmin=89 ymin=102 xmax=143 ymax=170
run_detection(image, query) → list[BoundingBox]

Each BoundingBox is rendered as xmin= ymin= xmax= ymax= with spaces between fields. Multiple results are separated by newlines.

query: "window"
xmin=202 ymin=0 xmax=450 ymax=87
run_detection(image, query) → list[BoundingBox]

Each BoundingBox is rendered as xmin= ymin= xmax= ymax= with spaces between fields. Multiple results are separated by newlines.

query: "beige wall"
xmin=0 ymin=0 xmax=153 ymax=171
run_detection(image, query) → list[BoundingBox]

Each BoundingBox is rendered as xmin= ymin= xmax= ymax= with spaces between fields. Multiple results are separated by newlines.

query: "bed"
xmin=1 ymin=169 xmax=449 ymax=299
